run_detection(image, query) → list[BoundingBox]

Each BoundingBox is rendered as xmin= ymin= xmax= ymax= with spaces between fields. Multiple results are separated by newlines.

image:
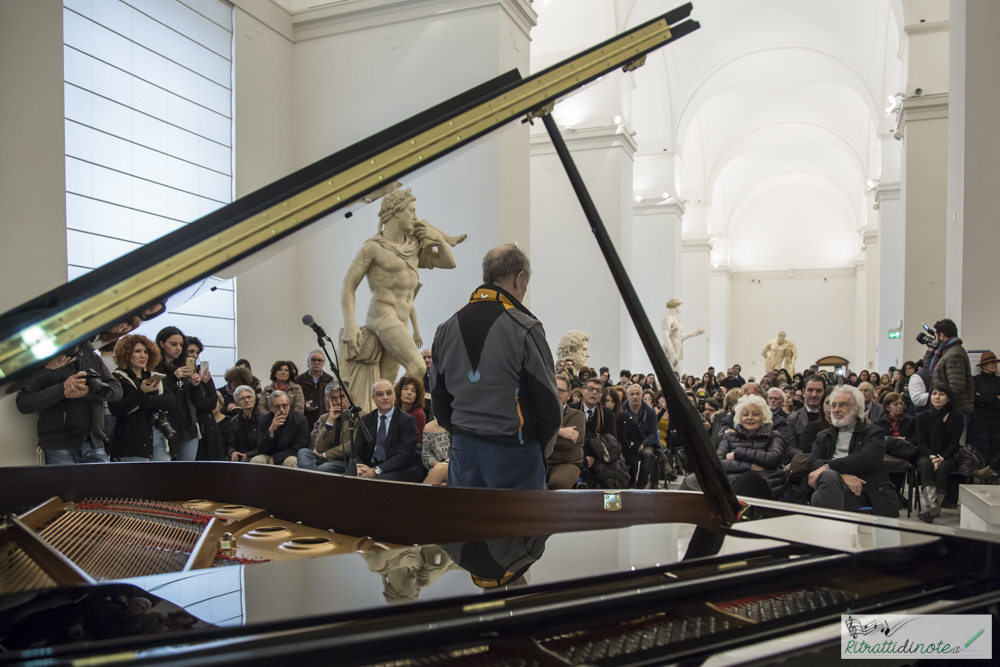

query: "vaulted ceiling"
xmin=532 ymin=0 xmax=911 ymax=272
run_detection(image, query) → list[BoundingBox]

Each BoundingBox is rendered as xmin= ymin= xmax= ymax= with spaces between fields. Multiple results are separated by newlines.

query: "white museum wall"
xmin=234 ymin=5 xmax=530 ymax=375
xmin=709 ymin=273 xmax=730 ymax=372
xmin=231 ymin=7 xmax=298 ymax=373
xmin=629 ymin=205 xmax=682 ymax=374
xmin=727 ymin=274 xmax=857 ymax=378
xmin=0 ymin=0 xmax=68 ymax=467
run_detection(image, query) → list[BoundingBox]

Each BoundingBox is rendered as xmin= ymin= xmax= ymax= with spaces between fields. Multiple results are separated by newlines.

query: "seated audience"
xmin=353 ymin=379 xmax=423 ymax=482
xmin=226 ymin=385 xmax=260 ymax=462
xmin=572 ymin=378 xmax=618 ymax=442
xmin=914 ymin=384 xmax=962 ymax=523
xmin=295 ymin=350 xmax=334 ymax=431
xmin=235 ymin=359 xmax=262 ymax=396
xmin=394 ymin=375 xmax=427 ymax=448
xmin=618 ymin=384 xmax=661 ymax=488
xmin=422 ymin=420 xmax=452 ymax=485
xmin=261 ymin=361 xmax=305 ymax=414
xmin=603 ymin=386 xmax=622 ymax=422
xmin=108 ymin=335 xmax=171 ymax=462
xmin=716 ymin=394 xmax=787 ymax=500
xmin=220 ymin=366 xmax=254 ymax=416
xmin=767 ymin=387 xmax=787 ymax=418
xmin=298 ymin=382 xmax=353 ymax=474
xmin=578 ymin=367 xmax=594 ymax=386
xmin=807 ymin=386 xmax=899 ymax=517
xmin=799 ymin=388 xmax=833 ymax=453
xmin=788 ymin=376 xmax=826 ymax=440
xmin=858 ymin=382 xmax=884 ymax=422
xmin=547 ymin=376 xmax=586 ymax=489
xmin=253 ymin=390 xmax=309 ymax=467
xmin=874 ymin=392 xmax=915 ymax=440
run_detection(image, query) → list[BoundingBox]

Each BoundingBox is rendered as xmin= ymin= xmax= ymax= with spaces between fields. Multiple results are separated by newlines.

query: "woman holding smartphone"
xmin=154 ymin=327 xmax=213 ymax=461
xmin=108 ymin=335 xmax=174 ymax=461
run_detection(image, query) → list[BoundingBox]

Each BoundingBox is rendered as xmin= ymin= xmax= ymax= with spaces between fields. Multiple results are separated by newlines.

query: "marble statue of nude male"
xmin=341 ymin=188 xmax=465 ymax=384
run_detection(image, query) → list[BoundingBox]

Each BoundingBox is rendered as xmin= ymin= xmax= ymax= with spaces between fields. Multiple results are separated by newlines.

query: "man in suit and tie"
xmin=858 ymin=382 xmax=885 ymax=423
xmin=354 ymin=379 xmax=423 ymax=482
xmin=569 ymin=377 xmax=619 ymax=469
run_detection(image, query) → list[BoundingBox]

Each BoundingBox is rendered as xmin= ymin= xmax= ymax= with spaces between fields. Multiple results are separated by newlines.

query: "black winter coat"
xmin=15 ymin=343 xmax=123 ymax=450
xmin=809 ymin=420 xmax=900 ymax=518
xmin=108 ymin=368 xmax=173 ymax=459
xmin=717 ymin=424 xmax=787 ymax=498
xmin=915 ymin=405 xmax=962 ymax=460
xmin=156 ymin=362 xmax=214 ymax=442
xmin=227 ymin=410 xmax=261 ymax=459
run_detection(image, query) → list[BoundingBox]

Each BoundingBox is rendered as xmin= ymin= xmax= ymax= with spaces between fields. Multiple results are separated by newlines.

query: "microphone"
xmin=301 ymin=314 xmax=329 ymax=339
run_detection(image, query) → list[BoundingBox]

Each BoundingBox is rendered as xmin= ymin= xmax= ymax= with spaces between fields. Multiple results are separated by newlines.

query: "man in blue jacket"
xmin=431 ymin=244 xmax=561 ymax=490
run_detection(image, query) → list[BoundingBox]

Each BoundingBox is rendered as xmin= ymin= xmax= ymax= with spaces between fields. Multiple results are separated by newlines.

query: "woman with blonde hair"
xmin=108 ymin=335 xmax=173 ymax=461
xmin=715 ymin=395 xmax=787 ymax=499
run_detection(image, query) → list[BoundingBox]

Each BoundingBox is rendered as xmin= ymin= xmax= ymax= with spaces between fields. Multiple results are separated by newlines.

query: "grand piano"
xmin=1 ymin=4 xmax=998 ymax=665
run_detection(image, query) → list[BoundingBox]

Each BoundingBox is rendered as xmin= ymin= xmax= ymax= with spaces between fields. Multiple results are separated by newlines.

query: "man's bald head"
xmin=482 ymin=244 xmax=531 ymax=301
xmin=740 ymin=383 xmax=765 ymax=398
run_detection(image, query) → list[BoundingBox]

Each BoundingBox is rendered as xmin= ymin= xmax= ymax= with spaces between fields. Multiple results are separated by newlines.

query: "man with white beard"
xmin=806 ymin=386 xmax=900 ymax=517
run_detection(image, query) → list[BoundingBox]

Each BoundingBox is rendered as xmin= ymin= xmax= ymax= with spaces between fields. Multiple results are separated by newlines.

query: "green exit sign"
xmin=888 ymin=329 xmax=901 ymax=339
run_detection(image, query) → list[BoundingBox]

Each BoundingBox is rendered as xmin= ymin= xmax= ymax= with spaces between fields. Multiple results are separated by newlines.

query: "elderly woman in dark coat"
xmin=716 ymin=394 xmax=787 ymax=500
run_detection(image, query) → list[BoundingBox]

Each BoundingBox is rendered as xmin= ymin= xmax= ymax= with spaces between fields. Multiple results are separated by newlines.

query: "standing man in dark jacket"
xmin=16 ymin=342 xmax=122 ymax=465
xmin=253 ymin=390 xmax=309 ymax=466
xmin=807 ymin=386 xmax=899 ymax=517
xmin=921 ymin=318 xmax=974 ymax=416
xmin=295 ymin=350 xmax=334 ymax=432
xmin=969 ymin=351 xmax=1000 ymax=471
xmin=619 ymin=384 xmax=660 ymax=488
xmin=431 ymin=244 xmax=561 ymax=490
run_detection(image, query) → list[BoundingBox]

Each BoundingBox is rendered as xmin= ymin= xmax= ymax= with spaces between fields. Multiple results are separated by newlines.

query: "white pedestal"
xmin=958 ymin=485 xmax=1000 ymax=534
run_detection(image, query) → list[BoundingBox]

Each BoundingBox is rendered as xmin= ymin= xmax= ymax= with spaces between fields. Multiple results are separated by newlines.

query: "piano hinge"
xmin=71 ymin=651 xmax=137 ymax=667
xmin=463 ymin=600 xmax=506 ymax=613
xmin=522 ymin=104 xmax=553 ymax=126
xmin=622 ymin=54 xmax=647 ymax=73
xmin=604 ymin=492 xmax=622 ymax=511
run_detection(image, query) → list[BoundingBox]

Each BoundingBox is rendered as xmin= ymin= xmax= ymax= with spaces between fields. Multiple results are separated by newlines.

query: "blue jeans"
xmin=447 ymin=434 xmax=545 ymax=490
xmin=297 ymin=449 xmax=348 ymax=474
xmin=152 ymin=429 xmax=197 ymax=461
xmin=44 ymin=441 xmax=111 ymax=465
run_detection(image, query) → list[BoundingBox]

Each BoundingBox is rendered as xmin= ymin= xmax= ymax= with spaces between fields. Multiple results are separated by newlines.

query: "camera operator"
xmin=108 ymin=335 xmax=173 ymax=461
xmin=15 ymin=342 xmax=122 ymax=465
xmin=919 ymin=319 xmax=974 ymax=417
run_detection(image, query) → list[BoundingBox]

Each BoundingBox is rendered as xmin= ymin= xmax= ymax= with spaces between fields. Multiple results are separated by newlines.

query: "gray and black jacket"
xmin=431 ymin=284 xmax=561 ymax=457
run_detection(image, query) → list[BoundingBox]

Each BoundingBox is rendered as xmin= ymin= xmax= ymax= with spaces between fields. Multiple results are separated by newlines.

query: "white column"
xmin=0 ymin=0 xmax=67 ymax=467
xmin=530 ymin=118 xmax=636 ymax=373
xmin=862 ymin=229 xmax=880 ymax=372
xmin=877 ymin=177 xmax=904 ymax=369
xmin=946 ymin=0 xmax=1000 ymax=350
xmin=709 ymin=267 xmax=731 ymax=370
xmin=899 ymin=18 xmax=950 ymax=362
xmin=631 ymin=201 xmax=683 ymax=371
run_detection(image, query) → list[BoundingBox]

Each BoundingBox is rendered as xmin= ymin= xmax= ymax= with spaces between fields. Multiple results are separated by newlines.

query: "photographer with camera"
xmin=153 ymin=327 xmax=213 ymax=461
xmin=15 ymin=342 xmax=122 ymax=465
xmin=917 ymin=319 xmax=974 ymax=417
xmin=108 ymin=335 xmax=174 ymax=461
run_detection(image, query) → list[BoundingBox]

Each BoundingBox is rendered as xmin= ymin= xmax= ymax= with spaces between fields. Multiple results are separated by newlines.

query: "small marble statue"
xmin=557 ymin=330 xmax=590 ymax=369
xmin=762 ymin=331 xmax=797 ymax=375
xmin=339 ymin=188 xmax=466 ymax=411
xmin=661 ymin=297 xmax=704 ymax=372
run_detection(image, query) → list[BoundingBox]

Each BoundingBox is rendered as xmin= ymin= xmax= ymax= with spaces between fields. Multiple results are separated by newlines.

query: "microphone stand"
xmin=311 ymin=329 xmax=370 ymax=477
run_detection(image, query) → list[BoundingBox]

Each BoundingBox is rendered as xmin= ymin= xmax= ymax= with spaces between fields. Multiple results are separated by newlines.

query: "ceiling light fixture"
xmin=613 ymin=115 xmax=622 ymax=125
xmin=662 ymin=191 xmax=670 ymax=199
xmin=635 ymin=195 xmax=642 ymax=202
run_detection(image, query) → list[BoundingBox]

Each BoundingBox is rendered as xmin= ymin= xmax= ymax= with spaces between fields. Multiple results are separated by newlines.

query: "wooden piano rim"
xmin=0 ymin=462 xmax=723 ymax=546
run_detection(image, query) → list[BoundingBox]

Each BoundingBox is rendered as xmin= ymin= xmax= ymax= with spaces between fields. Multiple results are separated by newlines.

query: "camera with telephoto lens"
xmin=916 ymin=323 xmax=936 ymax=346
xmin=81 ymin=369 xmax=110 ymax=393
xmin=153 ymin=411 xmax=178 ymax=441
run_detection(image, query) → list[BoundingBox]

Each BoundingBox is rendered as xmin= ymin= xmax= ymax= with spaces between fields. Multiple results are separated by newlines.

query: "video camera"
xmin=916 ymin=323 xmax=936 ymax=346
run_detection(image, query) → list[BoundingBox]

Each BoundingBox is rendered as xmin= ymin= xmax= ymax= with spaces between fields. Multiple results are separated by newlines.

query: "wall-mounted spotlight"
xmin=661 ymin=191 xmax=670 ymax=199
xmin=634 ymin=195 xmax=642 ymax=202
xmin=613 ymin=115 xmax=622 ymax=125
